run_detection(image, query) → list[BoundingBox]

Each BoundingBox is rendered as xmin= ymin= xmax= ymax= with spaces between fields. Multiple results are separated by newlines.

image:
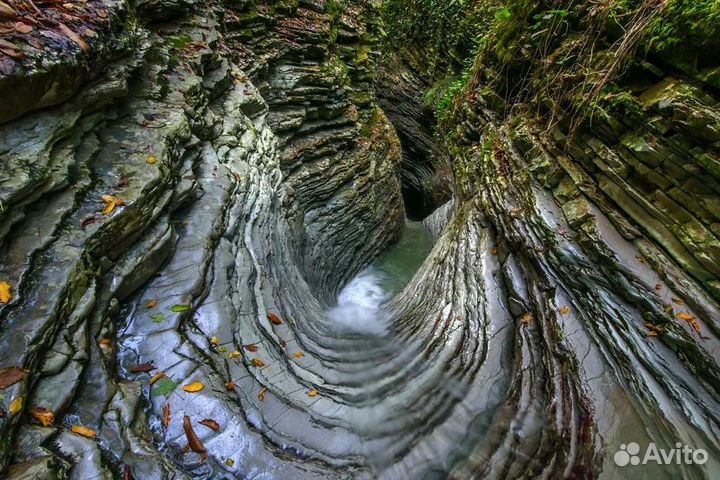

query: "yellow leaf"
xmin=218 ymin=346 xmax=227 ymax=353
xmin=30 ymin=407 xmax=55 ymax=427
xmin=308 ymin=389 xmax=318 ymax=397
xmin=9 ymin=397 xmax=23 ymax=415
xmin=258 ymin=387 xmax=267 ymax=401
xmin=520 ymin=313 xmax=533 ymax=325
xmin=645 ymin=331 xmax=658 ymax=337
xmin=228 ymin=351 xmax=241 ymax=359
xmin=226 ymin=458 xmax=235 ymax=467
xmin=671 ymin=297 xmax=685 ymax=306
xmin=150 ymin=372 xmax=167 ymax=385
xmin=98 ymin=338 xmax=111 ymax=346
xmin=251 ymin=358 xmax=265 ymax=368
xmin=677 ymin=312 xmax=695 ymax=321
xmin=210 ymin=336 xmax=219 ymax=345
xmin=292 ymin=352 xmax=305 ymax=359
xmin=0 ymin=281 xmax=11 ymax=304
xmin=71 ymin=425 xmax=97 ymax=438
xmin=559 ymin=306 xmax=569 ymax=315
xmin=101 ymin=195 xmax=125 ymax=215
xmin=146 ymin=299 xmax=158 ymax=309
xmin=146 ymin=155 xmax=158 ymax=165
xmin=182 ymin=381 xmax=205 ymax=393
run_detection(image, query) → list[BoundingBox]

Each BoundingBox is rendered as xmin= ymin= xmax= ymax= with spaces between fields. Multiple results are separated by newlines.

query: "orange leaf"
xmin=244 ymin=344 xmax=258 ymax=352
xmin=267 ymin=313 xmax=283 ymax=325
xmin=308 ymin=389 xmax=318 ymax=397
xmin=58 ymin=23 xmax=88 ymax=51
xmin=146 ymin=299 xmax=158 ymax=309
xmin=182 ymin=381 xmax=205 ymax=393
xmin=672 ymin=297 xmax=685 ymax=306
xmin=225 ymin=380 xmax=236 ymax=390
xmin=149 ymin=372 xmax=166 ymax=385
xmin=645 ymin=331 xmax=658 ymax=337
xmin=71 ymin=425 xmax=96 ymax=438
xmin=559 ymin=306 xmax=569 ymax=315
xmin=520 ymin=312 xmax=533 ymax=325
xmin=199 ymin=419 xmax=220 ymax=432
xmin=258 ymin=387 xmax=267 ymax=401
xmin=0 ymin=281 xmax=12 ymax=304
xmin=292 ymin=352 xmax=305 ymax=359
xmin=677 ymin=312 xmax=695 ymax=321
xmin=655 ymin=283 xmax=662 ymax=291
xmin=490 ymin=247 xmax=498 ymax=256
xmin=0 ymin=366 xmax=26 ymax=389
xmin=162 ymin=403 xmax=170 ymax=428
xmin=251 ymin=358 xmax=265 ymax=368
xmin=30 ymin=407 xmax=55 ymax=427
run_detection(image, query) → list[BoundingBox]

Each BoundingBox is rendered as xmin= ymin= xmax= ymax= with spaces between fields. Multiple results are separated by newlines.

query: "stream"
xmin=327 ymin=220 xmax=433 ymax=335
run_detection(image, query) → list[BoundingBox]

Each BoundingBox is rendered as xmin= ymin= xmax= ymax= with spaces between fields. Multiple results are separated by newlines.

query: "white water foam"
xmin=327 ymin=269 xmax=390 ymax=335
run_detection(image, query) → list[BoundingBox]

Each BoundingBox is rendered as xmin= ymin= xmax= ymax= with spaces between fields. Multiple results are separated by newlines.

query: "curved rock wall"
xmin=0 ymin=0 xmax=406 ymax=477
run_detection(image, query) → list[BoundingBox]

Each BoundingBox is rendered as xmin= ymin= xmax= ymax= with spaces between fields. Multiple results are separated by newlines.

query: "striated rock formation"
xmin=0 ymin=0 xmax=719 ymax=479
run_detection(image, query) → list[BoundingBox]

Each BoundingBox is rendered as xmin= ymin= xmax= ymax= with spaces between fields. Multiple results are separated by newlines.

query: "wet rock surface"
xmin=0 ymin=1 xmax=719 ymax=479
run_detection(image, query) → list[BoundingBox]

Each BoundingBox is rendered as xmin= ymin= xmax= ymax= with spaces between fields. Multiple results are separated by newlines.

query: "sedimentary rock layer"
xmin=0 ymin=0 xmax=719 ymax=479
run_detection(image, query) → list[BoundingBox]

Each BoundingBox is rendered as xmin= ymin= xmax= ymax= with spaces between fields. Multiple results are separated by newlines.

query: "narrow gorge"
xmin=0 ymin=0 xmax=719 ymax=479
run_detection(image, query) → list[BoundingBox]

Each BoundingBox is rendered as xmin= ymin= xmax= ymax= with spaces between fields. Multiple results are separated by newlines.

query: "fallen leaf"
xmin=635 ymin=255 xmax=645 ymax=264
xmin=150 ymin=372 xmax=166 ymax=385
xmin=244 ymin=344 xmax=258 ymax=352
xmin=520 ymin=312 xmax=533 ymax=325
xmin=182 ymin=381 xmax=205 ymax=393
xmin=655 ymin=283 xmax=662 ymax=291
xmin=123 ymin=465 xmax=133 ymax=480
xmin=677 ymin=312 xmax=695 ymax=321
xmin=251 ymin=358 xmax=265 ymax=368
xmin=183 ymin=415 xmax=207 ymax=461
xmin=645 ymin=331 xmax=658 ymax=337
xmin=152 ymin=377 xmax=177 ymax=397
xmin=171 ymin=304 xmax=190 ymax=313
xmin=308 ymin=389 xmax=318 ymax=397
xmin=146 ymin=155 xmax=158 ymax=165
xmin=226 ymin=458 xmax=235 ymax=467
xmin=15 ymin=22 xmax=32 ymax=34
xmin=100 ymin=195 xmax=125 ymax=215
xmin=0 ymin=1 xmax=15 ymax=16
xmin=58 ymin=23 xmax=88 ymax=51
xmin=490 ymin=247 xmax=498 ymax=256
xmin=9 ymin=397 xmax=23 ymax=415
xmin=98 ymin=338 xmax=111 ymax=346
xmin=224 ymin=380 xmax=236 ymax=390
xmin=267 ymin=313 xmax=283 ymax=325
xmin=162 ymin=403 xmax=170 ymax=428
xmin=210 ymin=336 xmax=219 ymax=345
xmin=129 ymin=363 xmax=155 ymax=373
xmin=146 ymin=299 xmax=158 ymax=309
xmin=228 ymin=351 xmax=241 ymax=359
xmin=150 ymin=313 xmax=166 ymax=323
xmin=199 ymin=419 xmax=220 ymax=432
xmin=663 ymin=304 xmax=674 ymax=314
xmin=559 ymin=306 xmax=570 ymax=315
xmin=30 ymin=407 xmax=55 ymax=427
xmin=80 ymin=216 xmax=98 ymax=229
xmin=0 ymin=367 xmax=26 ymax=389
xmin=0 ymin=281 xmax=12 ymax=304
xmin=292 ymin=352 xmax=305 ymax=359
xmin=672 ymin=297 xmax=685 ymax=306
xmin=71 ymin=425 xmax=96 ymax=438
xmin=218 ymin=345 xmax=227 ymax=353
xmin=258 ymin=387 xmax=267 ymax=401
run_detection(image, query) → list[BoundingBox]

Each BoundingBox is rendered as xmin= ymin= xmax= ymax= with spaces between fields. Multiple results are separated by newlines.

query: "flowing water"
xmin=327 ymin=221 xmax=433 ymax=335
